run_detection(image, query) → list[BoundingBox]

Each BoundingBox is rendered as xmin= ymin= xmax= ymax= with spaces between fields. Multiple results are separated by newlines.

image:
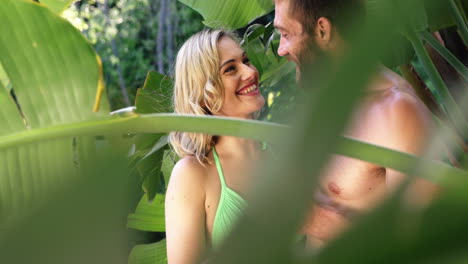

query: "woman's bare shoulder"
xmin=167 ymin=156 xmax=209 ymax=196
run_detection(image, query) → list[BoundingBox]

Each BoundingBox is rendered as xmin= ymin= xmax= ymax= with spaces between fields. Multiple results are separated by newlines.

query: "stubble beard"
xmin=296 ymin=38 xmax=324 ymax=86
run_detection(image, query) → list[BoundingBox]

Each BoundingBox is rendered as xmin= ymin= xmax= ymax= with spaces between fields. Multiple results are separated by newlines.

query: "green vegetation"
xmin=0 ymin=0 xmax=467 ymax=263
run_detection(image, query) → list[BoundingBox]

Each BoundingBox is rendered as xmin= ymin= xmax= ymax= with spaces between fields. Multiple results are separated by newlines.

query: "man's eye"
xmin=275 ymin=29 xmax=288 ymax=39
xmin=243 ymin=57 xmax=250 ymax=64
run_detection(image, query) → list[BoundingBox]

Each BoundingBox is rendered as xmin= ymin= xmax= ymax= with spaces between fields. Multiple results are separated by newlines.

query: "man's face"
xmin=274 ymin=0 xmax=315 ymax=79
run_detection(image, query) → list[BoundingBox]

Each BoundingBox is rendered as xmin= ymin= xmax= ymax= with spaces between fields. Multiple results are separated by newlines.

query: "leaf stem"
xmin=407 ymin=29 xmax=468 ymax=134
xmin=449 ymin=0 xmax=468 ymax=46
xmin=418 ymin=31 xmax=468 ymax=82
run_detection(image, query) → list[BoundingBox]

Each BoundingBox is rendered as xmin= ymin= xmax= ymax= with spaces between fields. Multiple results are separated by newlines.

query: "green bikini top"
xmin=211 ymin=146 xmax=247 ymax=248
xmin=210 ymin=146 xmax=307 ymax=248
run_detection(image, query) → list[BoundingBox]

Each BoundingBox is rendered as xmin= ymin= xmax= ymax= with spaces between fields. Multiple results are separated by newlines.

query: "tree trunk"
xmin=165 ymin=0 xmax=174 ymax=74
xmin=156 ymin=0 xmax=167 ymax=74
xmin=103 ymin=0 xmax=131 ymax=106
xmin=174 ymin=1 xmax=180 ymax=45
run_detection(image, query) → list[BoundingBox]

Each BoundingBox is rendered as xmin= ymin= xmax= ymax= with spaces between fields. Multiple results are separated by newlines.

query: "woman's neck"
xmin=214 ymin=136 xmax=261 ymax=158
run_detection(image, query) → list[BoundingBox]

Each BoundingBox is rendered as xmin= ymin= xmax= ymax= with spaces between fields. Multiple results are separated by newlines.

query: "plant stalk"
xmin=419 ymin=31 xmax=468 ymax=82
xmin=399 ymin=63 xmax=441 ymax=116
xmin=449 ymin=0 xmax=468 ymax=46
xmin=407 ymin=29 xmax=468 ymax=135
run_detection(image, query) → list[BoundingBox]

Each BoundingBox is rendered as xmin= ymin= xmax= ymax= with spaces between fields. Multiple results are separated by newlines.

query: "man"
xmin=274 ymin=0 xmax=438 ymax=247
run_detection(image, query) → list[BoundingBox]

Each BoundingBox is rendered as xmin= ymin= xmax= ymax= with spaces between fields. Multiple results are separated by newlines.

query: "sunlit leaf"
xmin=178 ymin=0 xmax=274 ymax=29
xmin=0 ymin=64 xmax=10 ymax=92
xmin=39 ymin=0 xmax=75 ymax=14
xmin=0 ymin=0 xmax=108 ymax=225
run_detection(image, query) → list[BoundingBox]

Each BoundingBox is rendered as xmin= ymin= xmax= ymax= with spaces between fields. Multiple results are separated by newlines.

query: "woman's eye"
xmin=225 ymin=66 xmax=235 ymax=73
xmin=243 ymin=58 xmax=250 ymax=64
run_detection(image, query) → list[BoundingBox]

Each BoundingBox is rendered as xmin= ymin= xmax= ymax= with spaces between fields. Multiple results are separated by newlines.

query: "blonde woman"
xmin=165 ymin=29 xmax=266 ymax=263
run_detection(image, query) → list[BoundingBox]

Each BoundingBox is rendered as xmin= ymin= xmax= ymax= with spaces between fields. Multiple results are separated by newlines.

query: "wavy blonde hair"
xmin=169 ymin=29 xmax=238 ymax=164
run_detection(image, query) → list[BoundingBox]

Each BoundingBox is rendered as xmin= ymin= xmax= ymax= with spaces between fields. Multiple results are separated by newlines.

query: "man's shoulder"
xmin=353 ymin=80 xmax=433 ymax=154
xmin=365 ymin=67 xmax=430 ymax=121
xmin=378 ymin=83 xmax=431 ymax=124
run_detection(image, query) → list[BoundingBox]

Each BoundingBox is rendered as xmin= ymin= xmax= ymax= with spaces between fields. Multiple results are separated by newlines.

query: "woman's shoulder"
xmin=173 ymin=156 xmax=208 ymax=176
xmin=168 ymin=156 xmax=210 ymax=192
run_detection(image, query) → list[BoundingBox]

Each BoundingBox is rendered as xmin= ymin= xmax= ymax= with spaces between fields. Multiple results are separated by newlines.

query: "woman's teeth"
xmin=238 ymin=84 xmax=258 ymax=95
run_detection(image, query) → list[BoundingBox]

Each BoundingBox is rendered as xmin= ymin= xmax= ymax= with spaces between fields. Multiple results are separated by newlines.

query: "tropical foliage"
xmin=62 ymin=0 xmax=205 ymax=108
xmin=0 ymin=0 xmax=467 ymax=264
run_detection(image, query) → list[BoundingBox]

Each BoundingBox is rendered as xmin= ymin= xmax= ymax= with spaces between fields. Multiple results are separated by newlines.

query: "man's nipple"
xmin=328 ymin=182 xmax=342 ymax=195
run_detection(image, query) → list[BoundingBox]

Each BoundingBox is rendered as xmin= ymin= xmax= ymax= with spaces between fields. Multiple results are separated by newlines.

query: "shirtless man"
xmin=274 ymin=0 xmax=438 ymax=247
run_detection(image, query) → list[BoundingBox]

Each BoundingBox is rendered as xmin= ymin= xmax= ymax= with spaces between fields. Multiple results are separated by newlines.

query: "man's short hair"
xmin=286 ymin=0 xmax=365 ymax=38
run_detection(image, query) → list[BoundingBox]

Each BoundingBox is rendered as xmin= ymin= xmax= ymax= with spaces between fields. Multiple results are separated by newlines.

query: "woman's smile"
xmin=236 ymin=80 xmax=260 ymax=96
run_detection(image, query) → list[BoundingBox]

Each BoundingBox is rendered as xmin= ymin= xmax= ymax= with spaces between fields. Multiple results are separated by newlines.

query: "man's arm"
xmin=165 ymin=157 xmax=207 ymax=264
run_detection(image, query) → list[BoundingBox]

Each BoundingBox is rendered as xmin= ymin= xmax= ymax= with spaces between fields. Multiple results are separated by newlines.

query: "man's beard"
xmin=296 ymin=40 xmax=332 ymax=89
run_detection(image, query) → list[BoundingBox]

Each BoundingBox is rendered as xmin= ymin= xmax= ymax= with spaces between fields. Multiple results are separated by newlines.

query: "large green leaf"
xmin=0 ymin=151 xmax=130 ymax=264
xmin=39 ymin=0 xmax=74 ymax=14
xmin=135 ymin=71 xmax=172 ymax=114
xmin=178 ymin=0 xmax=274 ymax=29
xmin=242 ymin=24 xmax=291 ymax=83
xmin=366 ymin=0 xmax=428 ymax=33
xmin=132 ymin=71 xmax=173 ymax=200
xmin=128 ymin=239 xmax=167 ymax=264
xmin=0 ymin=0 xmax=108 ymax=128
xmin=425 ymin=0 xmax=457 ymax=31
xmin=0 ymin=0 xmax=108 ymax=225
xmin=0 ymin=64 xmax=10 ymax=92
xmin=127 ymin=194 xmax=165 ymax=232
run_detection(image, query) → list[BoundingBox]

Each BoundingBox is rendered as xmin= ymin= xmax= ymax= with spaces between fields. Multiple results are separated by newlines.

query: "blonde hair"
xmin=169 ymin=29 xmax=239 ymax=164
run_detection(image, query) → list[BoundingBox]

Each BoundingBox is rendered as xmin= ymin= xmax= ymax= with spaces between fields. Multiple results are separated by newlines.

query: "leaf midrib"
xmin=0 ymin=113 xmax=464 ymax=181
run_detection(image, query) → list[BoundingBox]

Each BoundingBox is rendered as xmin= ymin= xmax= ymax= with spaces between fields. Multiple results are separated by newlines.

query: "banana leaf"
xmin=39 ymin=0 xmax=75 ymax=14
xmin=132 ymin=71 xmax=173 ymax=200
xmin=127 ymin=194 xmax=165 ymax=232
xmin=178 ymin=0 xmax=274 ymax=29
xmin=128 ymin=239 xmax=167 ymax=264
xmin=0 ymin=0 xmax=109 ymax=226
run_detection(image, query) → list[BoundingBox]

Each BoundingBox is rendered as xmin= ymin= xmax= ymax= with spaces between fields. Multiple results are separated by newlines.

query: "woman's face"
xmin=216 ymin=36 xmax=265 ymax=119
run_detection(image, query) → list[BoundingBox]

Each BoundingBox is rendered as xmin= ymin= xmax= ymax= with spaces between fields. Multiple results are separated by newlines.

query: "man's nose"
xmin=277 ymin=38 xmax=288 ymax=57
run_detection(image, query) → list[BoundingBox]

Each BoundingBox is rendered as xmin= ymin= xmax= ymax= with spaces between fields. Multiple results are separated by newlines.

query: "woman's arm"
xmin=165 ymin=157 xmax=208 ymax=264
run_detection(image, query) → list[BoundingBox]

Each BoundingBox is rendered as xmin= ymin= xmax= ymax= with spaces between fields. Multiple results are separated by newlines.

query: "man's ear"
xmin=314 ymin=17 xmax=333 ymax=49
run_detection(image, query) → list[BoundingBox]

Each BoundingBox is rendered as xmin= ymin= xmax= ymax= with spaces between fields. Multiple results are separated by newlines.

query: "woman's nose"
xmin=241 ymin=64 xmax=257 ymax=81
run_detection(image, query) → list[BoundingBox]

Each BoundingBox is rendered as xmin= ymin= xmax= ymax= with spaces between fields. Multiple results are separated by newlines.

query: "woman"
xmin=165 ymin=29 xmax=266 ymax=264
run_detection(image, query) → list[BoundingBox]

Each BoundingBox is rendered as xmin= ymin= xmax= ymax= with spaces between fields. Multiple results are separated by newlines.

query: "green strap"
xmin=212 ymin=146 xmax=227 ymax=188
